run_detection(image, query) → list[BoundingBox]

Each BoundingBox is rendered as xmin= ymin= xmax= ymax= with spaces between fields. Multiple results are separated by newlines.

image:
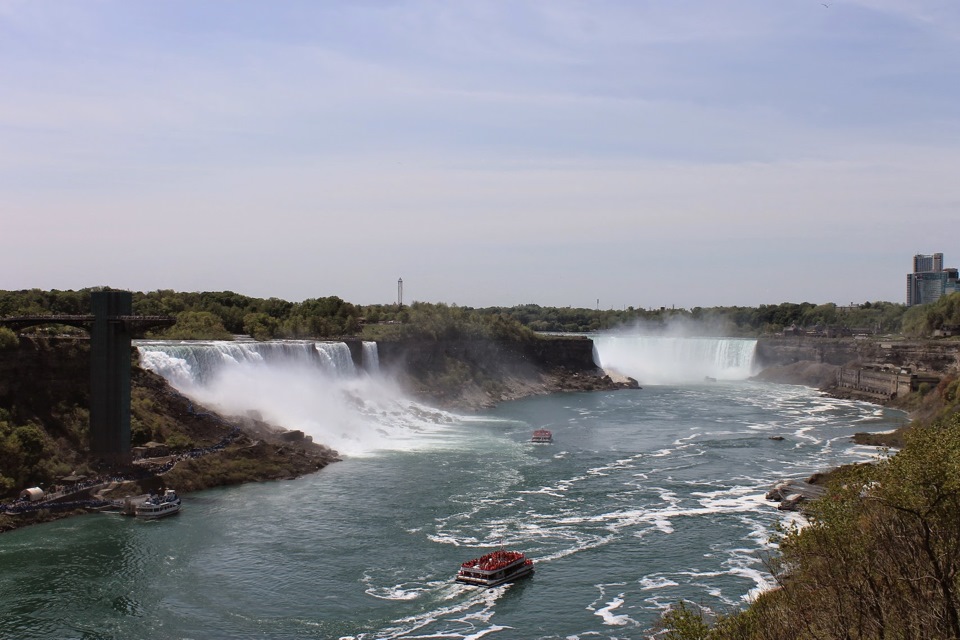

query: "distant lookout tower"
xmin=397 ymin=277 xmax=403 ymax=308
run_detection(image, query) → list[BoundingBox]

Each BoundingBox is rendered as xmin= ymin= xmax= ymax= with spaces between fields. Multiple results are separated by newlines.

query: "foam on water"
xmin=344 ymin=583 xmax=508 ymax=640
xmin=640 ymin=576 xmax=680 ymax=590
xmin=589 ymin=587 xmax=637 ymax=627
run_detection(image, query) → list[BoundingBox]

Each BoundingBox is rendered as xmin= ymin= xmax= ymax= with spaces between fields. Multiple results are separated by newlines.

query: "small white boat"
xmin=134 ymin=489 xmax=181 ymax=519
xmin=456 ymin=549 xmax=534 ymax=587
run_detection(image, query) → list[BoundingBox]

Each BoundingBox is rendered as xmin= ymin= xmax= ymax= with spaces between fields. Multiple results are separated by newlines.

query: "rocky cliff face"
xmin=376 ymin=335 xmax=635 ymax=409
xmin=0 ymin=337 xmax=91 ymax=433
xmin=756 ymin=337 xmax=960 ymax=375
xmin=376 ymin=335 xmax=599 ymax=374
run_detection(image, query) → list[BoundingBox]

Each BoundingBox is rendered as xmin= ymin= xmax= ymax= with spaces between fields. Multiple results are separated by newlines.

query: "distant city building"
xmin=913 ymin=252 xmax=943 ymax=274
xmin=907 ymin=253 xmax=960 ymax=306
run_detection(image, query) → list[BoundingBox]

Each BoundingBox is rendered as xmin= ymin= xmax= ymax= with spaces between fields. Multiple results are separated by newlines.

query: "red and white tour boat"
xmin=530 ymin=429 xmax=553 ymax=443
xmin=456 ymin=549 xmax=535 ymax=587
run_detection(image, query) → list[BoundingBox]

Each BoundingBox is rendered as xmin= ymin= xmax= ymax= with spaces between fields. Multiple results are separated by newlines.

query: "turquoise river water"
xmin=0 ymin=336 xmax=906 ymax=639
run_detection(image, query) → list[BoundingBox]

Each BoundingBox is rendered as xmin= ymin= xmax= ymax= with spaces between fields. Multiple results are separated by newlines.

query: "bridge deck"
xmin=0 ymin=315 xmax=175 ymax=331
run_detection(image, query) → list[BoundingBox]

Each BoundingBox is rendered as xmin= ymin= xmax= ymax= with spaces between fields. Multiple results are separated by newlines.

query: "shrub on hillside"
xmin=0 ymin=327 xmax=17 ymax=350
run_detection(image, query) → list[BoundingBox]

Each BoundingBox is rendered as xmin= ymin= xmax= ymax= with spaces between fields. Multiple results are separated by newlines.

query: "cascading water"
xmin=135 ymin=340 xmax=457 ymax=456
xmin=136 ymin=340 xmax=319 ymax=385
xmin=314 ymin=342 xmax=356 ymax=376
xmin=593 ymin=334 xmax=757 ymax=384
xmin=361 ymin=341 xmax=380 ymax=373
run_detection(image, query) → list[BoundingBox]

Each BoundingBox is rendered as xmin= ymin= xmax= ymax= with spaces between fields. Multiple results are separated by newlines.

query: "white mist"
xmin=136 ymin=341 xmax=459 ymax=456
xmin=593 ymin=334 xmax=757 ymax=385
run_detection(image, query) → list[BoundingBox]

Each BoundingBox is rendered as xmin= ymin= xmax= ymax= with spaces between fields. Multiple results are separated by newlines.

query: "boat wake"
xmin=345 ymin=584 xmax=509 ymax=640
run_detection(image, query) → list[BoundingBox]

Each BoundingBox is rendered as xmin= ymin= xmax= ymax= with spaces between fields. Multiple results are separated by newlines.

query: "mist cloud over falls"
xmin=137 ymin=341 xmax=459 ymax=456
xmin=593 ymin=333 xmax=757 ymax=385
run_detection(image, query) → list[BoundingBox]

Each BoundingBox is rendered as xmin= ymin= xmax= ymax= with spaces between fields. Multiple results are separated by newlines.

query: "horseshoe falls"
xmin=593 ymin=334 xmax=758 ymax=384
xmin=0 ymin=337 xmax=908 ymax=639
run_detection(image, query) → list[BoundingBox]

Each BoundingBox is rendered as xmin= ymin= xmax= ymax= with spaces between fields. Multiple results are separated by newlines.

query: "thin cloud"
xmin=1 ymin=0 xmax=958 ymax=307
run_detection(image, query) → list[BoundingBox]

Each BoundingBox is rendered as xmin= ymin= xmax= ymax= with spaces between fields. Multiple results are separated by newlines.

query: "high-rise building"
xmin=913 ymin=253 xmax=944 ymax=274
xmin=907 ymin=253 xmax=959 ymax=306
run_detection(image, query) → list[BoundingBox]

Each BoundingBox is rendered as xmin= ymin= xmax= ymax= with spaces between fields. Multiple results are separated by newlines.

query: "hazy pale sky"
xmin=1 ymin=0 xmax=958 ymax=309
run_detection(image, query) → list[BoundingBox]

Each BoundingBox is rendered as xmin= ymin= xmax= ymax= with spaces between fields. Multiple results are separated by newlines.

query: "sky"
xmin=1 ymin=0 xmax=958 ymax=309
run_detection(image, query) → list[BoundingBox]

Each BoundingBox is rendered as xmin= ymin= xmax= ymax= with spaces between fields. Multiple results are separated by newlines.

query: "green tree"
xmin=899 ymin=293 xmax=960 ymax=338
xmin=902 ymin=303 xmax=932 ymax=337
xmin=0 ymin=326 xmax=18 ymax=350
xmin=13 ymin=424 xmax=48 ymax=466
xmin=164 ymin=311 xmax=233 ymax=340
xmin=243 ymin=312 xmax=279 ymax=341
xmin=344 ymin=315 xmax=360 ymax=335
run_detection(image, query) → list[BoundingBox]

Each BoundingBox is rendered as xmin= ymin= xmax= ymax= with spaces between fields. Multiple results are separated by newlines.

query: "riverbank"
xmin=0 ymin=422 xmax=340 ymax=533
xmin=0 ymin=349 xmax=341 ymax=533
xmin=751 ymin=356 xmax=960 ymax=451
xmin=754 ymin=334 xmax=960 ymax=440
xmin=752 ymin=360 xmax=916 ymax=449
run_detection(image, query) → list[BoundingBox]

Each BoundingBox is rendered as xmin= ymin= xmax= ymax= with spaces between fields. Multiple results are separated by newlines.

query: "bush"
xmin=243 ymin=312 xmax=279 ymax=341
xmin=658 ymin=602 xmax=711 ymax=639
xmin=0 ymin=327 xmax=17 ymax=350
xmin=164 ymin=311 xmax=233 ymax=340
xmin=130 ymin=417 xmax=154 ymax=446
xmin=12 ymin=424 xmax=49 ymax=466
xmin=939 ymin=376 xmax=960 ymax=406
xmin=164 ymin=432 xmax=194 ymax=451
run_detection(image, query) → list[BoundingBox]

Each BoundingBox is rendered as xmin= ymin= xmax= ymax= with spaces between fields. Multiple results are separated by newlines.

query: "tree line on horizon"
xmin=1 ymin=287 xmax=959 ymax=342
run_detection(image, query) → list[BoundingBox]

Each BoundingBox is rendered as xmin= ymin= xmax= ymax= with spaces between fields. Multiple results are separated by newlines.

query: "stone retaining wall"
xmin=835 ymin=366 xmax=941 ymax=398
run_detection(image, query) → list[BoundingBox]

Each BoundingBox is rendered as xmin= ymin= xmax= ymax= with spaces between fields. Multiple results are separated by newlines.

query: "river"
xmin=0 ymin=336 xmax=906 ymax=639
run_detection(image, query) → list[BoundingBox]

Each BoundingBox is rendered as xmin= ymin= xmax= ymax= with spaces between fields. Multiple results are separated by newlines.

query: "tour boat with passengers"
xmin=134 ymin=489 xmax=181 ymax=519
xmin=530 ymin=429 xmax=553 ymax=443
xmin=456 ymin=549 xmax=535 ymax=587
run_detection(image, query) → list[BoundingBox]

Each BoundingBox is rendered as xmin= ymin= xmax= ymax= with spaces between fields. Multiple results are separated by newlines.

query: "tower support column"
xmin=89 ymin=291 xmax=132 ymax=463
